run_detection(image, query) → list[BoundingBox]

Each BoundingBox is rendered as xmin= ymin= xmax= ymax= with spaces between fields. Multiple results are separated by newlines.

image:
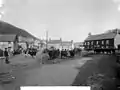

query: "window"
xmin=91 ymin=41 xmax=93 ymax=45
xmin=96 ymin=41 xmax=99 ymax=44
xmin=88 ymin=42 xmax=90 ymax=45
xmin=89 ymin=42 xmax=91 ymax=45
xmin=102 ymin=41 xmax=104 ymax=44
xmin=97 ymin=45 xmax=100 ymax=47
xmin=84 ymin=42 xmax=86 ymax=45
xmin=106 ymin=40 xmax=109 ymax=44
xmin=87 ymin=42 xmax=89 ymax=45
xmin=8 ymin=41 xmax=11 ymax=44
xmin=106 ymin=46 xmax=109 ymax=48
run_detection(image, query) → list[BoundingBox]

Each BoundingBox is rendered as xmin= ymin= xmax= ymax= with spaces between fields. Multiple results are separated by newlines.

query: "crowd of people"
xmin=23 ymin=48 xmax=38 ymax=58
xmin=43 ymin=47 xmax=82 ymax=60
xmin=0 ymin=46 xmax=82 ymax=64
xmin=19 ymin=46 xmax=82 ymax=62
xmin=0 ymin=48 xmax=11 ymax=64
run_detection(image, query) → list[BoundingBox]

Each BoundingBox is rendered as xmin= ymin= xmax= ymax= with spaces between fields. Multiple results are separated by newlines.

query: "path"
xmin=0 ymin=55 xmax=93 ymax=90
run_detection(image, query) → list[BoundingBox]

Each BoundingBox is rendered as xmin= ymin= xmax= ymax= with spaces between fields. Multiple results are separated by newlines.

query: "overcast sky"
xmin=1 ymin=0 xmax=120 ymax=42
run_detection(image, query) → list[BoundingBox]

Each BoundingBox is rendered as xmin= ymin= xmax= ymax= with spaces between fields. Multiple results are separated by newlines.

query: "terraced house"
xmin=47 ymin=38 xmax=62 ymax=49
xmin=47 ymin=38 xmax=74 ymax=50
xmin=84 ymin=29 xmax=120 ymax=53
xmin=61 ymin=40 xmax=74 ymax=50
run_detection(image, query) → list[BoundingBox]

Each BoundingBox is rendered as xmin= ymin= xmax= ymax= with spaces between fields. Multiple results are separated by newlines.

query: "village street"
xmin=0 ymin=54 xmax=93 ymax=90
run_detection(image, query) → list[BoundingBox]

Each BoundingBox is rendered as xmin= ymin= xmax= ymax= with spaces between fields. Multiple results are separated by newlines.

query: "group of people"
xmin=60 ymin=49 xmax=75 ymax=59
xmin=0 ymin=48 xmax=10 ymax=64
xmin=23 ymin=48 xmax=38 ymax=58
xmin=0 ymin=46 xmax=82 ymax=65
xmin=43 ymin=47 xmax=82 ymax=60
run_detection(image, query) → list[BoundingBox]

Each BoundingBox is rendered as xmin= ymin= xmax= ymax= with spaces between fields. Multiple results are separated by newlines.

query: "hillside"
xmin=0 ymin=21 xmax=37 ymax=39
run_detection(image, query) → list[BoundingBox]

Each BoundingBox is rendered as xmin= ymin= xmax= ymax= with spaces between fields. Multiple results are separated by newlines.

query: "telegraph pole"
xmin=46 ymin=30 xmax=48 ymax=49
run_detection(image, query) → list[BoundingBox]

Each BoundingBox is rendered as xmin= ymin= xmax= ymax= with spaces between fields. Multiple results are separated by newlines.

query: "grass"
xmin=72 ymin=55 xmax=117 ymax=90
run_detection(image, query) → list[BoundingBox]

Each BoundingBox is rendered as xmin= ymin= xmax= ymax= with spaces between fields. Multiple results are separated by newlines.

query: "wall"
xmin=114 ymin=34 xmax=120 ymax=48
xmin=0 ymin=42 xmax=14 ymax=51
xmin=84 ymin=39 xmax=115 ymax=50
xmin=47 ymin=43 xmax=61 ymax=49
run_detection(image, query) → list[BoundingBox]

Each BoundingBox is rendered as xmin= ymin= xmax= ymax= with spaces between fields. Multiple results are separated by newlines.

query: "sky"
xmin=0 ymin=0 xmax=120 ymax=42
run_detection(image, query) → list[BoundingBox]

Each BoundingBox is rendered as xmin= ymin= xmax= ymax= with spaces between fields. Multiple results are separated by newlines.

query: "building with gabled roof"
xmin=84 ymin=29 xmax=120 ymax=52
xmin=74 ymin=42 xmax=84 ymax=49
xmin=85 ymin=32 xmax=116 ymax=41
xmin=0 ymin=34 xmax=17 ymax=42
xmin=47 ymin=38 xmax=62 ymax=49
xmin=47 ymin=38 xmax=74 ymax=50
xmin=0 ymin=34 xmax=36 ymax=51
xmin=0 ymin=34 xmax=19 ymax=51
xmin=61 ymin=40 xmax=74 ymax=50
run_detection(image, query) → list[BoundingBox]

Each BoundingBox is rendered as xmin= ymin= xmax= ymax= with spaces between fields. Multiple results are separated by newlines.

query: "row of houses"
xmin=47 ymin=38 xmax=73 ymax=50
xmin=44 ymin=38 xmax=83 ymax=50
xmin=0 ymin=21 xmax=84 ymax=51
xmin=0 ymin=34 xmax=84 ymax=51
xmin=84 ymin=29 xmax=120 ymax=51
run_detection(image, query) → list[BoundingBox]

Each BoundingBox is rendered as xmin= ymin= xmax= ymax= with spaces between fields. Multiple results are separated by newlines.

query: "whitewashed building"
xmin=0 ymin=34 xmax=19 ymax=51
xmin=61 ymin=40 xmax=74 ymax=50
xmin=74 ymin=42 xmax=84 ymax=49
xmin=47 ymin=39 xmax=62 ymax=49
xmin=18 ymin=36 xmax=34 ymax=49
xmin=47 ymin=38 xmax=74 ymax=50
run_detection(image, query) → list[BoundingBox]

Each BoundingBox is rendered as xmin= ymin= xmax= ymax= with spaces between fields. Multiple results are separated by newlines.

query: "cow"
xmin=61 ymin=49 xmax=68 ymax=59
xmin=27 ymin=48 xmax=38 ymax=58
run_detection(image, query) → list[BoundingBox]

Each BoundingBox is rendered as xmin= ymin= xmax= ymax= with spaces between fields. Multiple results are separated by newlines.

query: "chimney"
xmin=71 ymin=40 xmax=73 ymax=43
xmin=88 ymin=32 xmax=92 ymax=36
xmin=49 ymin=38 xmax=51 ymax=41
xmin=116 ymin=28 xmax=119 ymax=34
xmin=60 ymin=38 xmax=62 ymax=41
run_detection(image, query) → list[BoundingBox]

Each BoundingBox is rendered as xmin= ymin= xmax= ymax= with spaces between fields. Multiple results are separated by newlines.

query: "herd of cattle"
xmin=23 ymin=48 xmax=82 ymax=60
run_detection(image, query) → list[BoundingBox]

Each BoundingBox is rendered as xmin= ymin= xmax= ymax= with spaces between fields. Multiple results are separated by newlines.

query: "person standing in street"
xmin=4 ymin=48 xmax=10 ymax=64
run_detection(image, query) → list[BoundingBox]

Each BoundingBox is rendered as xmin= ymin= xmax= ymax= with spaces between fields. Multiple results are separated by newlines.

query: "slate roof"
xmin=0 ymin=21 xmax=37 ymax=39
xmin=48 ymin=40 xmax=73 ymax=46
xmin=85 ymin=32 xmax=117 ymax=41
xmin=74 ymin=42 xmax=83 ymax=45
xmin=61 ymin=41 xmax=72 ymax=46
xmin=0 ymin=34 xmax=17 ymax=42
xmin=48 ymin=40 xmax=62 ymax=44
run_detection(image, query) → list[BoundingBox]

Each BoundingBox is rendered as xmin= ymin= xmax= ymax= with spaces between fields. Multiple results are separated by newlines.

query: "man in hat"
xmin=4 ymin=48 xmax=10 ymax=64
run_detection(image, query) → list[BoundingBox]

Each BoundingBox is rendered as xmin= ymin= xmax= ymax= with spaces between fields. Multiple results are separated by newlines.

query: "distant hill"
xmin=0 ymin=21 xmax=38 ymax=39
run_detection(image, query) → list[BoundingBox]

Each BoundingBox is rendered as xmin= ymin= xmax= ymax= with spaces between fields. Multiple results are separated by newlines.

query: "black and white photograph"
xmin=0 ymin=0 xmax=120 ymax=90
